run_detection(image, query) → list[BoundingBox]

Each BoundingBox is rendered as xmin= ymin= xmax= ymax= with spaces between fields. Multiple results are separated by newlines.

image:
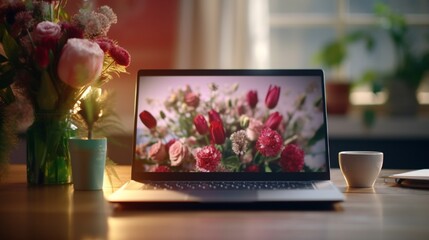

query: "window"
xmin=268 ymin=0 xmax=429 ymax=105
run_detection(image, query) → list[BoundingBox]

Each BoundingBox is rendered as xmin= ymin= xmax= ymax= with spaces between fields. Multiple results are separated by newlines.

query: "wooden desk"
xmin=1 ymin=165 xmax=428 ymax=240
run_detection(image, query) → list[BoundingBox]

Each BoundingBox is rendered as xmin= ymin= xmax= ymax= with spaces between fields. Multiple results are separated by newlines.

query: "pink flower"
xmin=246 ymin=118 xmax=263 ymax=141
xmin=256 ymin=127 xmax=283 ymax=157
xmin=57 ymin=38 xmax=104 ymax=88
xmin=33 ymin=21 xmax=62 ymax=48
xmin=154 ymin=165 xmax=170 ymax=172
xmin=148 ymin=141 xmax=167 ymax=163
xmin=195 ymin=145 xmax=221 ymax=172
xmin=139 ymin=110 xmax=157 ymax=129
xmin=245 ymin=164 xmax=260 ymax=172
xmin=264 ymin=111 xmax=283 ymax=130
xmin=109 ymin=45 xmax=131 ymax=67
xmin=280 ymin=144 xmax=305 ymax=172
xmin=135 ymin=143 xmax=148 ymax=159
xmin=265 ymin=85 xmax=281 ymax=109
xmin=210 ymin=121 xmax=226 ymax=145
xmin=165 ymin=139 xmax=177 ymax=152
xmin=246 ymin=90 xmax=258 ymax=109
xmin=169 ymin=141 xmax=189 ymax=166
xmin=193 ymin=114 xmax=209 ymax=135
xmin=208 ymin=109 xmax=222 ymax=123
xmin=184 ymin=92 xmax=200 ymax=108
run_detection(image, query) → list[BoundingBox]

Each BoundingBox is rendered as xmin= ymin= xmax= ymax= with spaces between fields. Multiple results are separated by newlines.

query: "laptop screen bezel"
xmin=132 ymin=69 xmax=331 ymax=181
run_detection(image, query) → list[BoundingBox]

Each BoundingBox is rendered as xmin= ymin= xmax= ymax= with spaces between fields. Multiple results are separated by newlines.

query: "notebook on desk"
xmin=108 ymin=69 xmax=344 ymax=205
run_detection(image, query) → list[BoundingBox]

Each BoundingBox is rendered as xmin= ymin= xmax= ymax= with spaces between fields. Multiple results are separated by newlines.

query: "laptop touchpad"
xmin=186 ymin=191 xmax=258 ymax=202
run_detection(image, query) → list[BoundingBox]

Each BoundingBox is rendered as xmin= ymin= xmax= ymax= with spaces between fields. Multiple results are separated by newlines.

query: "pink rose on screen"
xmin=264 ymin=111 xmax=283 ymax=130
xmin=169 ymin=141 xmax=189 ymax=166
xmin=246 ymin=118 xmax=264 ymax=141
xmin=246 ymin=90 xmax=258 ymax=109
xmin=210 ymin=120 xmax=226 ymax=145
xmin=256 ymin=127 xmax=283 ymax=157
xmin=33 ymin=21 xmax=62 ymax=48
xmin=184 ymin=92 xmax=200 ymax=108
xmin=208 ymin=109 xmax=222 ymax=123
xmin=148 ymin=141 xmax=167 ymax=163
xmin=139 ymin=110 xmax=157 ymax=129
xmin=165 ymin=139 xmax=177 ymax=152
xmin=193 ymin=114 xmax=209 ymax=135
xmin=195 ymin=145 xmax=221 ymax=172
xmin=280 ymin=144 xmax=305 ymax=172
xmin=245 ymin=164 xmax=260 ymax=172
xmin=265 ymin=85 xmax=280 ymax=109
xmin=153 ymin=165 xmax=170 ymax=172
xmin=57 ymin=38 xmax=104 ymax=88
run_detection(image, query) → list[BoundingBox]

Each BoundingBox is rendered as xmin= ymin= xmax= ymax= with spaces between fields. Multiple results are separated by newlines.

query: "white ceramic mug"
xmin=339 ymin=151 xmax=383 ymax=188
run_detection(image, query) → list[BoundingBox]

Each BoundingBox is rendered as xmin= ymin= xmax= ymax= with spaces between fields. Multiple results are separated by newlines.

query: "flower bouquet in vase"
xmin=0 ymin=1 xmax=130 ymax=185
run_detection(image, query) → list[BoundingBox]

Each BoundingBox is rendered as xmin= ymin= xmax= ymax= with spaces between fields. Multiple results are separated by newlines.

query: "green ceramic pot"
xmin=69 ymin=137 xmax=107 ymax=190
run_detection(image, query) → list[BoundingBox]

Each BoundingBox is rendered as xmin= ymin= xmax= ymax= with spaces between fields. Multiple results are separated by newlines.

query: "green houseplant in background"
xmin=364 ymin=3 xmax=429 ymax=116
xmin=314 ymin=31 xmax=374 ymax=115
xmin=69 ymin=87 xmax=121 ymax=190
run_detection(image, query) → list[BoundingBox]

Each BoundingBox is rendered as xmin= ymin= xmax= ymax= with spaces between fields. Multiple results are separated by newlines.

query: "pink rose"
xmin=148 ymin=141 xmax=167 ymax=163
xmin=57 ymin=38 xmax=104 ymax=88
xmin=184 ymin=92 xmax=200 ymax=108
xmin=246 ymin=118 xmax=263 ymax=141
xmin=33 ymin=21 xmax=62 ymax=48
xmin=169 ymin=141 xmax=189 ymax=166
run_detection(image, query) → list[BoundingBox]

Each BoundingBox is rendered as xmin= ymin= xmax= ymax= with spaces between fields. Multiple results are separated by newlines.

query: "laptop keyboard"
xmin=140 ymin=181 xmax=315 ymax=190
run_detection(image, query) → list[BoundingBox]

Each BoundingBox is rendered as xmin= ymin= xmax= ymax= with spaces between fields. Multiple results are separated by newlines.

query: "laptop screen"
xmin=132 ymin=70 xmax=330 ymax=181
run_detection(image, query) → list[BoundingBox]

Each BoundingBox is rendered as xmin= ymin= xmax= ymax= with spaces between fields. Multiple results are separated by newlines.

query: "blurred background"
xmin=13 ymin=0 xmax=429 ymax=168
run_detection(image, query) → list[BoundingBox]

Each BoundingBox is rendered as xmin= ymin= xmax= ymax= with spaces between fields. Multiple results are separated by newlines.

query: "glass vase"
xmin=26 ymin=113 xmax=73 ymax=185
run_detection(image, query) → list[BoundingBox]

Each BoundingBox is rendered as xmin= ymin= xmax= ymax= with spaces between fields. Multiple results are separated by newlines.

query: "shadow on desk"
xmin=110 ymin=201 xmax=342 ymax=212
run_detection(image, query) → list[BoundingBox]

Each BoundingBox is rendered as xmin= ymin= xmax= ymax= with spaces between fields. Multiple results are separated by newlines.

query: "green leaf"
xmin=307 ymin=124 xmax=325 ymax=146
xmin=221 ymin=155 xmax=240 ymax=171
xmin=264 ymin=163 xmax=272 ymax=173
xmin=1 ymin=30 xmax=21 ymax=65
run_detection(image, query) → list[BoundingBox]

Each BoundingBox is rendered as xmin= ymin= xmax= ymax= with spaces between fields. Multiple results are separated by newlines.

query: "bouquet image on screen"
xmin=135 ymin=76 xmax=327 ymax=173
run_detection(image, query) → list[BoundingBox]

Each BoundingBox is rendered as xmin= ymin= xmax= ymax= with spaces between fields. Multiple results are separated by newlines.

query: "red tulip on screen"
xmin=208 ymin=109 xmax=222 ymax=123
xmin=139 ymin=110 xmax=157 ymax=129
xmin=264 ymin=111 xmax=283 ymax=130
xmin=265 ymin=85 xmax=280 ymax=109
xmin=210 ymin=121 xmax=226 ymax=145
xmin=246 ymin=90 xmax=258 ymax=109
xmin=193 ymin=114 xmax=209 ymax=135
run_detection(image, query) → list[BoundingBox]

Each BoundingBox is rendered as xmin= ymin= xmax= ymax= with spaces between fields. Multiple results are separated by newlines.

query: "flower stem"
xmin=88 ymin=125 xmax=93 ymax=139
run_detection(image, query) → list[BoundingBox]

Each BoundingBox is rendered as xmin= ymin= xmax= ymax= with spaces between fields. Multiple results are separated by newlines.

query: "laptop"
xmin=108 ymin=69 xmax=344 ymax=205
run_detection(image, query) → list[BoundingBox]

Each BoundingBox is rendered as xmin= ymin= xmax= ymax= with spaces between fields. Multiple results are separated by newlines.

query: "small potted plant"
xmin=371 ymin=3 xmax=429 ymax=116
xmin=314 ymin=31 xmax=374 ymax=114
xmin=69 ymin=87 xmax=118 ymax=190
